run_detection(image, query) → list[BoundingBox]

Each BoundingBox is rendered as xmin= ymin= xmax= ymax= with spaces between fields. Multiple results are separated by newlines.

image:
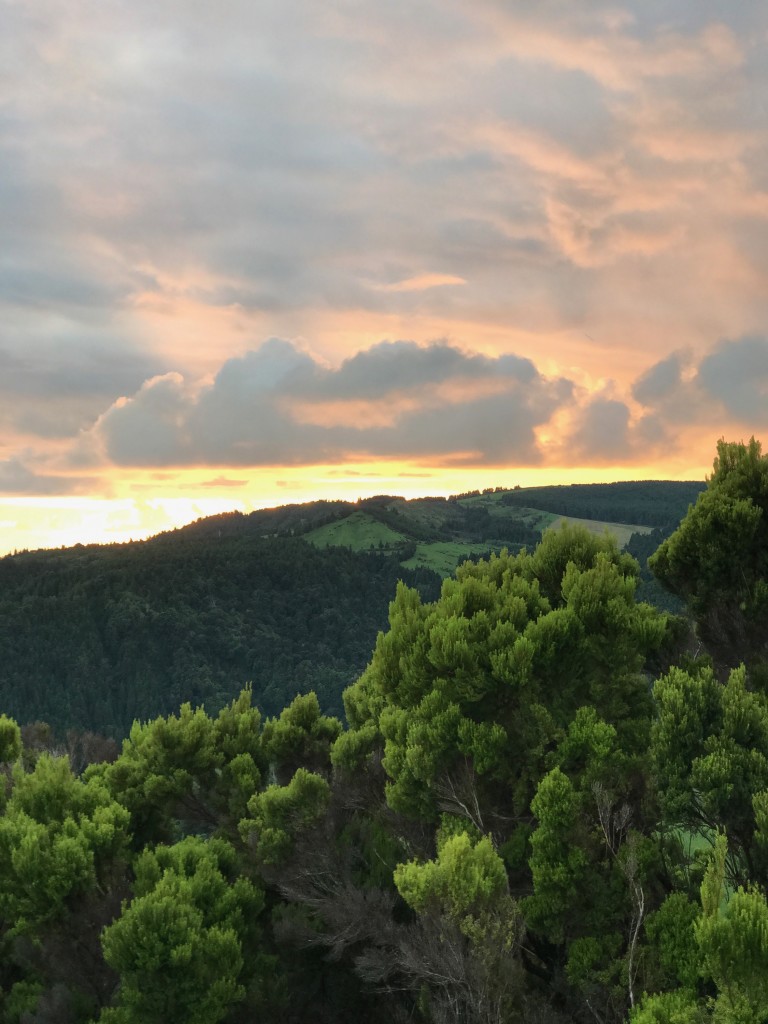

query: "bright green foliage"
xmin=393 ymin=829 xmax=522 ymax=1020
xmin=525 ymin=754 xmax=652 ymax=1003
xmin=100 ymin=836 xmax=262 ymax=1024
xmin=336 ymin=526 xmax=668 ymax=821
xmin=0 ymin=715 xmax=21 ymax=764
xmin=629 ymin=990 xmax=707 ymax=1023
xmin=209 ymin=688 xmax=266 ymax=821
xmin=699 ymin=834 xmax=728 ymax=918
xmin=530 ymin=704 xmax=652 ymax=987
xmin=330 ymin=721 xmax=379 ymax=772
xmin=525 ymin=767 xmax=591 ymax=944
xmin=652 ymin=665 xmax=725 ymax=824
xmin=240 ymin=767 xmax=331 ymax=864
xmin=0 ymin=754 xmax=129 ymax=934
xmin=645 ymin=892 xmax=701 ymax=990
xmin=651 ymin=892 xmax=704 ymax=995
xmin=261 ymin=692 xmax=341 ymax=783
xmin=650 ymin=437 xmax=768 ymax=671
xmin=553 ymin=705 xmax=629 ymax=795
xmin=97 ymin=690 xmax=266 ymax=843
xmin=635 ymin=835 xmax=768 ymax=1024
xmin=394 ymin=831 xmax=508 ymax=929
xmin=697 ymin=887 xmax=768 ymax=1021
xmin=652 ymin=665 xmax=768 ymax=868
xmin=752 ymin=790 xmax=768 ymax=874
xmin=695 ymin=835 xmax=768 ymax=1023
xmin=8 ymin=446 xmax=768 ymax=1024
xmin=565 ymin=932 xmax=623 ymax=993
xmin=529 ymin=520 xmax=637 ymax=605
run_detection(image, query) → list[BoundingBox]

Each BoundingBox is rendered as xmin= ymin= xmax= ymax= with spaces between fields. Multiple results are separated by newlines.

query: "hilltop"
xmin=164 ymin=478 xmax=703 ymax=571
xmin=0 ymin=479 xmax=703 ymax=738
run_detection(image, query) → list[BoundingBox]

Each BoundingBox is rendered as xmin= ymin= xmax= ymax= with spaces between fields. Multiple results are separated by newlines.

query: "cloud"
xmin=2 ymin=0 xmax=767 ymax=502
xmin=630 ymin=336 xmax=768 ymax=441
xmin=299 ymin=340 xmax=538 ymax=401
xmin=74 ymin=331 xmax=768 ymax=476
xmin=0 ymin=345 xmax=165 ymax=440
xmin=96 ymin=373 xmax=191 ymax=466
xmin=569 ymin=398 xmax=632 ymax=461
xmin=371 ymin=274 xmax=467 ymax=293
xmin=200 ymin=476 xmax=247 ymax=488
xmin=91 ymin=337 xmax=574 ymax=468
xmin=697 ymin=337 xmax=768 ymax=422
xmin=0 ymin=458 xmax=91 ymax=496
xmin=480 ymin=6 xmax=743 ymax=93
xmin=632 ymin=352 xmax=684 ymax=405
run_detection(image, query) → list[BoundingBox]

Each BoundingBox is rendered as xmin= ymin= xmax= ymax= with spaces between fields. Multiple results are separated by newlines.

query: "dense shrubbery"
xmin=1 ymin=440 xmax=766 ymax=1023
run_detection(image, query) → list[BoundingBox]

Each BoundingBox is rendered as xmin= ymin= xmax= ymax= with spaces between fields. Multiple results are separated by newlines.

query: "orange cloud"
xmin=481 ymin=11 xmax=742 ymax=92
xmin=371 ymin=273 xmax=467 ymax=293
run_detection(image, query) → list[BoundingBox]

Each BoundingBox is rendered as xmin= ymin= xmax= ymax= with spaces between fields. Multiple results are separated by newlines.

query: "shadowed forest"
xmin=2 ymin=442 xmax=767 ymax=1022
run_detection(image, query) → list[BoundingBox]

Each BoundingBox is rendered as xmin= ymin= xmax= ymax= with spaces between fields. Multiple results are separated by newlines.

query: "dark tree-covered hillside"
xmin=0 ymin=536 xmax=440 ymax=738
xmin=501 ymin=480 xmax=705 ymax=528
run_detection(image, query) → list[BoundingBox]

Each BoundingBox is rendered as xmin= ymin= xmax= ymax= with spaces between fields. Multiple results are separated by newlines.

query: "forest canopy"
xmin=0 ymin=439 xmax=765 ymax=1024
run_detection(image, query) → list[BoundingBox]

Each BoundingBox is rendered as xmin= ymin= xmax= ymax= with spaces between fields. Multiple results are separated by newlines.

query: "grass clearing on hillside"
xmin=401 ymin=541 xmax=500 ymax=576
xmin=305 ymin=511 xmax=405 ymax=551
xmin=546 ymin=515 xmax=652 ymax=548
xmin=303 ymin=498 xmax=651 ymax=572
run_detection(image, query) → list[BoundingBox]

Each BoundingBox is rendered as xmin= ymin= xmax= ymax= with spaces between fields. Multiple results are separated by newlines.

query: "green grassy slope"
xmin=546 ymin=515 xmax=653 ymax=548
xmin=401 ymin=541 xmax=494 ymax=575
xmin=305 ymin=510 xmax=407 ymax=550
xmin=301 ymin=488 xmax=665 ymax=577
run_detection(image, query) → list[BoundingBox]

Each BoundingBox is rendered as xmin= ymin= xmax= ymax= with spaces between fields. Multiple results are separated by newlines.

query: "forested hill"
xmin=166 ymin=478 xmax=705 ymax=546
xmin=0 ymin=479 xmax=703 ymax=739
xmin=499 ymin=479 xmax=705 ymax=528
xmin=0 ymin=538 xmax=441 ymax=738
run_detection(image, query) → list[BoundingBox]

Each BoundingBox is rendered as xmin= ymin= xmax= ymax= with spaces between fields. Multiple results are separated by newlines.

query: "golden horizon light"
xmin=2 ymin=2 xmax=766 ymax=553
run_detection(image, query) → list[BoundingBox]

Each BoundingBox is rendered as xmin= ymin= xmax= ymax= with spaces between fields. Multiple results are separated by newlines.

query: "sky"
xmin=2 ymin=0 xmax=768 ymax=553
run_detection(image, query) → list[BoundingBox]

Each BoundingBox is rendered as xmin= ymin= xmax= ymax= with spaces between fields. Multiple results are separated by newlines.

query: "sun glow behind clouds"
xmin=0 ymin=495 xmax=247 ymax=554
xmin=1 ymin=2 xmax=764 ymax=554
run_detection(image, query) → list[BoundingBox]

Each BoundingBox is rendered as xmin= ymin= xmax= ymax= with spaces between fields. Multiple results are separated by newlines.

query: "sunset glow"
xmin=3 ymin=2 xmax=767 ymax=554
